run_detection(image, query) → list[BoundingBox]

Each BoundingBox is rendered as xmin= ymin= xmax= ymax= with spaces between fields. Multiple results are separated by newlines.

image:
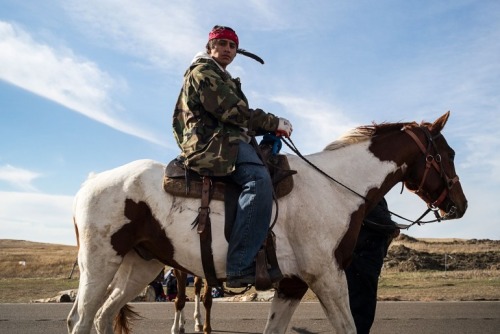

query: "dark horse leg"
xmin=193 ymin=276 xmax=212 ymax=334
xmin=172 ymin=269 xmax=212 ymax=334
xmin=172 ymin=269 xmax=187 ymax=334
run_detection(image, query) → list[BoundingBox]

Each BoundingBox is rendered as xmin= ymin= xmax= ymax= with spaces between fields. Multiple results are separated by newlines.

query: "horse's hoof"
xmin=194 ymin=325 xmax=203 ymax=332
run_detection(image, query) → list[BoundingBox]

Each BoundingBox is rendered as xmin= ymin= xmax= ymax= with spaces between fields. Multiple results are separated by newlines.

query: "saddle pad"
xmin=163 ymin=175 xmax=227 ymax=201
xmin=163 ymin=155 xmax=294 ymax=200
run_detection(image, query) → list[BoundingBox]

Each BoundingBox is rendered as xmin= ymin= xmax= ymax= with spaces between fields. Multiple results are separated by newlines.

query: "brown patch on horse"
xmin=276 ymin=276 xmax=309 ymax=300
xmin=110 ymin=198 xmax=184 ymax=270
xmin=267 ymin=277 xmax=308 ymax=321
xmin=334 ymin=169 xmax=405 ymax=270
xmin=200 ymin=276 xmax=213 ymax=333
xmin=174 ymin=269 xmax=187 ymax=310
xmin=334 ymin=207 xmax=365 ymax=270
xmin=334 ymin=133 xmax=409 ymax=271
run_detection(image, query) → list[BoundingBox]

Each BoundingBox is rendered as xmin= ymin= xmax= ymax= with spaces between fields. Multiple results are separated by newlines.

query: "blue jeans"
xmin=226 ymin=141 xmax=273 ymax=277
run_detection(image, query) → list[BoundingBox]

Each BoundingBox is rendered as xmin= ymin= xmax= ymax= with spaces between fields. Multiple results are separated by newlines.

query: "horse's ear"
xmin=431 ymin=111 xmax=450 ymax=133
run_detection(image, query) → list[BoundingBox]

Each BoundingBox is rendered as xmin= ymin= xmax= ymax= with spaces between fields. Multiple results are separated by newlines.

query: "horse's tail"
xmin=73 ymin=217 xmax=80 ymax=250
xmin=114 ymin=304 xmax=141 ymax=334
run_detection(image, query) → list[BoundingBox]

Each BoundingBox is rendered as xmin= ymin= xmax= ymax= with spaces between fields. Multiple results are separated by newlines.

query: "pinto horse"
xmin=67 ymin=112 xmax=467 ymax=334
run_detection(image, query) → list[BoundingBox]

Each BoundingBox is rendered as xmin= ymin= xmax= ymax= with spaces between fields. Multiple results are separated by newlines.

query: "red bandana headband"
xmin=208 ymin=26 xmax=239 ymax=46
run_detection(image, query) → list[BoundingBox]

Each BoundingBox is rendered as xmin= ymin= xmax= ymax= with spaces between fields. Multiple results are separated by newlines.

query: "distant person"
xmin=149 ymin=269 xmax=166 ymax=302
xmin=165 ymin=269 xmax=178 ymax=301
xmin=186 ymin=273 xmax=195 ymax=286
xmin=164 ymin=268 xmax=174 ymax=285
xmin=346 ymin=198 xmax=400 ymax=333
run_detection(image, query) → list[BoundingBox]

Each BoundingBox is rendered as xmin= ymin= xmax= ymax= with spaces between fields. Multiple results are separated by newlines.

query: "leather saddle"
xmin=163 ymin=152 xmax=296 ymax=201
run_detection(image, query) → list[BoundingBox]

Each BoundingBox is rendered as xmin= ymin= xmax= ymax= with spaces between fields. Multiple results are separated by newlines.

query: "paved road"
xmin=1 ymin=301 xmax=499 ymax=333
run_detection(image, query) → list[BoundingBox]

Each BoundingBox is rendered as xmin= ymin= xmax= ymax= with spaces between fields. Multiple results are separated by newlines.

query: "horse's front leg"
xmin=193 ymin=276 xmax=203 ymax=332
xmin=263 ymin=277 xmax=309 ymax=334
xmin=309 ymin=265 xmax=356 ymax=334
xmin=172 ymin=270 xmax=187 ymax=334
xmin=201 ymin=281 xmax=213 ymax=334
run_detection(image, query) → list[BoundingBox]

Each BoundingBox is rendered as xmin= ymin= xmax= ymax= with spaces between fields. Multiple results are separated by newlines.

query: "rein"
xmin=280 ymin=126 xmax=456 ymax=230
xmin=281 ymin=137 xmax=367 ymax=201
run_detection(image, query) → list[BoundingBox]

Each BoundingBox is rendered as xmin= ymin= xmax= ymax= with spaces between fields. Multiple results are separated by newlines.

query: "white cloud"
xmin=62 ymin=0 xmax=298 ymax=72
xmin=460 ymin=135 xmax=500 ymax=183
xmin=0 ymin=21 xmax=164 ymax=146
xmin=0 ymin=165 xmax=41 ymax=192
xmin=0 ymin=191 xmax=75 ymax=245
xmin=63 ymin=0 xmax=206 ymax=70
xmin=270 ymin=95 xmax=359 ymax=153
xmin=243 ymin=0 xmax=289 ymax=30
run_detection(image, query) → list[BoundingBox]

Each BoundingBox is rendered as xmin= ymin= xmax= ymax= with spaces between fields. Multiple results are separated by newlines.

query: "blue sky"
xmin=1 ymin=0 xmax=499 ymax=245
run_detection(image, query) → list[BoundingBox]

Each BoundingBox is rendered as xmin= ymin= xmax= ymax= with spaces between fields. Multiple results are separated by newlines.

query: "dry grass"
xmin=0 ymin=238 xmax=499 ymax=303
xmin=391 ymin=237 xmax=500 ymax=254
xmin=0 ymin=278 xmax=80 ymax=303
xmin=377 ymin=270 xmax=500 ymax=301
xmin=0 ymin=240 xmax=80 ymax=303
xmin=0 ymin=239 xmax=78 ymax=278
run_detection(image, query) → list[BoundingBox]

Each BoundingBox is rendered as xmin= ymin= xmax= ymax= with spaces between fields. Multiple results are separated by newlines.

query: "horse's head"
xmin=403 ymin=111 xmax=467 ymax=219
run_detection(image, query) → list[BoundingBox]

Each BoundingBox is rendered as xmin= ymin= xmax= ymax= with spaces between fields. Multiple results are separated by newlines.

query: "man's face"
xmin=209 ymin=39 xmax=237 ymax=69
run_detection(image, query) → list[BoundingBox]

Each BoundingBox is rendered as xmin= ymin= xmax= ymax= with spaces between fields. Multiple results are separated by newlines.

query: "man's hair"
xmin=205 ymin=39 xmax=217 ymax=53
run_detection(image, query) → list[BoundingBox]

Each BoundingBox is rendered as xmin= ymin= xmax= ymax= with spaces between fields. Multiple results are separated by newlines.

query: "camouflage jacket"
xmin=173 ymin=54 xmax=279 ymax=176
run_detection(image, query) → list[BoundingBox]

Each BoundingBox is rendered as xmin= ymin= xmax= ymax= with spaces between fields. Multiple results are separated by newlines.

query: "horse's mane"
xmin=324 ymin=121 xmax=419 ymax=151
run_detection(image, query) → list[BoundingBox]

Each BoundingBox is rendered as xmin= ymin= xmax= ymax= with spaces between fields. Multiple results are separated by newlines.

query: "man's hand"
xmin=276 ymin=118 xmax=293 ymax=137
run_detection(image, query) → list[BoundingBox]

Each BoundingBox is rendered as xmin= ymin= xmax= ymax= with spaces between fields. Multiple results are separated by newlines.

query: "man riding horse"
xmin=172 ymin=25 xmax=292 ymax=288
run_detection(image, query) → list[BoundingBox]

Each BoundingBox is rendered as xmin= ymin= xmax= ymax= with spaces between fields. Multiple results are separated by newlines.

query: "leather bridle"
xmin=403 ymin=125 xmax=460 ymax=219
xmin=280 ymin=124 xmax=461 ymax=228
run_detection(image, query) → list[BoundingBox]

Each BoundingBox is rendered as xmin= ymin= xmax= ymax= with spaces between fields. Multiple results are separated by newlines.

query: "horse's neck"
xmin=289 ymin=138 xmax=413 ymax=208
xmin=296 ymin=141 xmax=401 ymax=192
xmin=365 ymin=130 xmax=421 ymax=204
